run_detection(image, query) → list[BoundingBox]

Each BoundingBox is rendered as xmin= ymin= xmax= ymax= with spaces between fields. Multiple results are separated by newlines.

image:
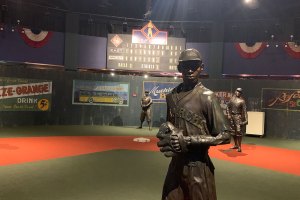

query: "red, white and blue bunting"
xmin=234 ymin=42 xmax=267 ymax=59
xmin=283 ymin=42 xmax=300 ymax=59
xmin=18 ymin=28 xmax=53 ymax=48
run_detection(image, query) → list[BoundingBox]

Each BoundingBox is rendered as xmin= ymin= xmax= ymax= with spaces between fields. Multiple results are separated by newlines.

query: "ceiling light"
xmin=243 ymin=0 xmax=259 ymax=9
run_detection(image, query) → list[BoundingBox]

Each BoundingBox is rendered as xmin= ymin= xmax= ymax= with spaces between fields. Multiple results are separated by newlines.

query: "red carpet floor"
xmin=0 ymin=136 xmax=299 ymax=176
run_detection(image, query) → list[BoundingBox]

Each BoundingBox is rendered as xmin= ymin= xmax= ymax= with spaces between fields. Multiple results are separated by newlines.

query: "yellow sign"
xmin=38 ymin=99 xmax=49 ymax=111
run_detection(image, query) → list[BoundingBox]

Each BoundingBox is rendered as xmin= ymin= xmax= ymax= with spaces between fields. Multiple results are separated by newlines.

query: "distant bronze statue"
xmin=156 ymin=49 xmax=232 ymax=200
xmin=138 ymin=90 xmax=153 ymax=130
xmin=226 ymin=88 xmax=248 ymax=152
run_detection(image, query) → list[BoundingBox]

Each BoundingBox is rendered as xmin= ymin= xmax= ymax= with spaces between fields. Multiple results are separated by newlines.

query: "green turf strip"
xmin=0 ymin=150 xmax=299 ymax=200
xmin=214 ymin=158 xmax=300 ymax=200
xmin=0 ymin=125 xmax=158 ymax=137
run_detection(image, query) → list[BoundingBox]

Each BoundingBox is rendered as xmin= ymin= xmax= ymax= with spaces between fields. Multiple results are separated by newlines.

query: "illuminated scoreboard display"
xmin=107 ymin=28 xmax=186 ymax=72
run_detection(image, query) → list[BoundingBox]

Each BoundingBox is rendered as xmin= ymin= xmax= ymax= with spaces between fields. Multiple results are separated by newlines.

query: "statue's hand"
xmin=170 ymin=133 xmax=181 ymax=152
xmin=156 ymin=122 xmax=187 ymax=156
xmin=240 ymin=120 xmax=248 ymax=125
xmin=156 ymin=122 xmax=176 ymax=157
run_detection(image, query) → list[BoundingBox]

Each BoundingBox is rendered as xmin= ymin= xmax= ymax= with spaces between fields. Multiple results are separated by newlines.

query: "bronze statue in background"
xmin=226 ymin=88 xmax=248 ymax=152
xmin=156 ymin=49 xmax=232 ymax=200
xmin=138 ymin=90 xmax=153 ymax=130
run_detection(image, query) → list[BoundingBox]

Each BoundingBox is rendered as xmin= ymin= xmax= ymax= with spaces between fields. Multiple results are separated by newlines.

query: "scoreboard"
xmin=107 ymin=34 xmax=186 ymax=72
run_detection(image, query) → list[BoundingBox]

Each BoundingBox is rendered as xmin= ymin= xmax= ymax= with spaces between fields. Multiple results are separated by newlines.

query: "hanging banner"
xmin=0 ymin=77 xmax=52 ymax=111
xmin=72 ymin=80 xmax=129 ymax=106
xmin=262 ymin=88 xmax=300 ymax=111
xmin=18 ymin=27 xmax=53 ymax=48
xmin=234 ymin=42 xmax=267 ymax=58
xmin=143 ymin=81 xmax=179 ymax=103
xmin=283 ymin=42 xmax=300 ymax=59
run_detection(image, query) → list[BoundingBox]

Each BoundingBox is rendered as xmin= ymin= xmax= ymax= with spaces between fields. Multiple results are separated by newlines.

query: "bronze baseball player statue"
xmin=156 ymin=49 xmax=232 ymax=200
xmin=226 ymin=88 xmax=248 ymax=152
xmin=138 ymin=90 xmax=153 ymax=130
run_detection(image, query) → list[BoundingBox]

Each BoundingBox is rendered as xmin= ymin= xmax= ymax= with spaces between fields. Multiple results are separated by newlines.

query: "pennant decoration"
xmin=234 ymin=42 xmax=267 ymax=59
xmin=18 ymin=28 xmax=53 ymax=48
xmin=283 ymin=42 xmax=300 ymax=59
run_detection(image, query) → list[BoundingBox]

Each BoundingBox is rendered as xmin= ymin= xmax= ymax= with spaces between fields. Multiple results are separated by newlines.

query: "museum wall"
xmin=1 ymin=64 xmax=299 ymax=139
xmin=1 ymin=21 xmax=300 ymax=140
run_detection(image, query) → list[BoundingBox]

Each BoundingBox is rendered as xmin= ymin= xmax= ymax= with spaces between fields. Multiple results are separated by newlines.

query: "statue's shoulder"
xmin=195 ymin=83 xmax=214 ymax=97
xmin=166 ymin=83 xmax=181 ymax=97
xmin=239 ymin=97 xmax=246 ymax=104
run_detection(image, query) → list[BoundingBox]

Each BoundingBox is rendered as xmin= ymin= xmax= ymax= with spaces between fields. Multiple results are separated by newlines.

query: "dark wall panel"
xmin=0 ymin=30 xmax=64 ymax=65
xmin=78 ymin=35 xmax=107 ymax=69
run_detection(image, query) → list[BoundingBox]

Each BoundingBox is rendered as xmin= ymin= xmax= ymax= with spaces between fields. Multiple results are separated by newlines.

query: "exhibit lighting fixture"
xmin=181 ymin=26 xmax=186 ymax=37
xmin=122 ymin=21 xmax=128 ymax=32
xmin=106 ymin=22 xmax=114 ymax=33
xmin=110 ymin=72 xmax=115 ymax=76
xmin=169 ymin=25 xmax=175 ymax=36
xmin=266 ymin=34 xmax=275 ymax=48
xmin=244 ymin=0 xmax=252 ymax=4
xmin=143 ymin=10 xmax=152 ymax=20
xmin=144 ymin=0 xmax=152 ymax=20
xmin=144 ymin=74 xmax=149 ymax=79
xmin=243 ymin=0 xmax=259 ymax=9
xmin=88 ymin=15 xmax=93 ymax=24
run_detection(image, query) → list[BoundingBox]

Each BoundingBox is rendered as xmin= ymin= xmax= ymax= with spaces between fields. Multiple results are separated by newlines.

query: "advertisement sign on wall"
xmin=72 ymin=80 xmax=129 ymax=106
xmin=0 ymin=77 xmax=52 ymax=111
xmin=143 ymin=81 xmax=179 ymax=103
xmin=262 ymin=88 xmax=300 ymax=111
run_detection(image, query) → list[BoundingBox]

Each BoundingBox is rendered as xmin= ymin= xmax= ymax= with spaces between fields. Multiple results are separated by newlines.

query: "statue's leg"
xmin=230 ymin=135 xmax=238 ymax=149
xmin=147 ymin=120 xmax=151 ymax=130
xmin=236 ymin=122 xmax=242 ymax=152
xmin=138 ymin=122 xmax=143 ymax=129
xmin=138 ymin=112 xmax=145 ymax=128
xmin=237 ymin=136 xmax=242 ymax=152
xmin=147 ymin=109 xmax=152 ymax=130
xmin=230 ymin=117 xmax=238 ymax=149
